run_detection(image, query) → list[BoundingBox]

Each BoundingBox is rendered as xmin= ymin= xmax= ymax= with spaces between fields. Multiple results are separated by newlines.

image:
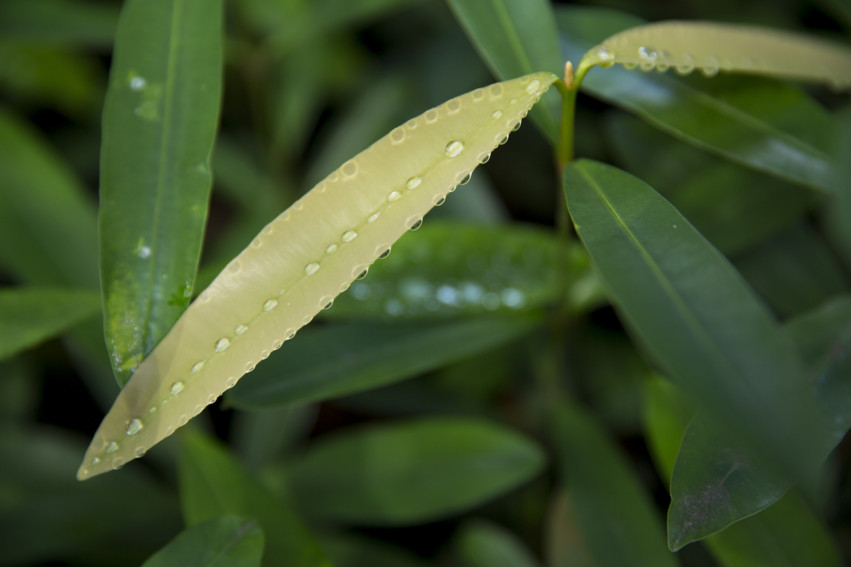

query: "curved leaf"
xmin=562 ymin=159 xmax=822 ymax=491
xmin=0 ymin=287 xmax=100 ymax=361
xmin=228 ymin=316 xmax=539 ymax=410
xmin=455 ymin=520 xmax=540 ymax=567
xmin=99 ymin=0 xmax=224 ymax=385
xmin=142 ymin=516 xmax=264 ymax=567
xmin=289 ymin=418 xmax=545 ymax=524
xmin=556 ymin=6 xmax=837 ymax=192
xmin=580 ymin=21 xmax=851 ymax=90
xmin=78 ymin=72 xmax=556 ymax=480
xmin=178 ymin=430 xmax=329 ymax=567
xmin=448 ymin=0 xmax=562 ymax=139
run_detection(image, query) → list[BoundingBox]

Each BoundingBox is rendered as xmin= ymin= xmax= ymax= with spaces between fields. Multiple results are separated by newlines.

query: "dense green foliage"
xmin=1 ymin=0 xmax=849 ymax=565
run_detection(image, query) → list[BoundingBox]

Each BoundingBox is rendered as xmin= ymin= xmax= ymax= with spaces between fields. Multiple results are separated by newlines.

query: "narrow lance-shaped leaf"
xmin=99 ymin=0 xmax=223 ymax=385
xmin=78 ymin=72 xmax=556 ymax=480
xmin=141 ymin=516 xmax=264 ymax=567
xmin=579 ymin=21 xmax=851 ymax=90
xmin=562 ymin=159 xmax=823 ymax=490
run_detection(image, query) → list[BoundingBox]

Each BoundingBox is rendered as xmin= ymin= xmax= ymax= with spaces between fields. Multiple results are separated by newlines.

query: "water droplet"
xmin=596 ymin=46 xmax=615 ymax=67
xmin=286 ymin=329 xmax=296 ymax=340
xmin=226 ymin=376 xmax=237 ymax=388
xmin=179 ymin=415 xmax=188 ymax=426
xmin=472 ymin=88 xmax=485 ymax=101
xmin=134 ymin=447 xmax=146 ymax=458
xmin=433 ymin=194 xmax=446 ymax=206
xmin=388 ymin=190 xmax=401 ymax=202
xmin=491 ymin=110 xmax=503 ymax=119
xmin=263 ymin=298 xmax=278 ymax=311
xmin=510 ymin=120 xmax=522 ymax=132
xmin=408 ymin=217 xmax=423 ymax=231
xmin=377 ymin=247 xmax=391 ymax=259
xmin=251 ymin=238 xmax=262 ymax=249
xmin=105 ymin=442 xmax=119 ymax=454
xmin=446 ymin=98 xmax=461 ymax=113
xmin=489 ymin=84 xmax=503 ymax=97
xmin=170 ymin=381 xmax=185 ymax=396
xmin=638 ymin=45 xmax=658 ymax=69
xmin=235 ymin=324 xmax=248 ymax=335
xmin=245 ymin=361 xmax=256 ymax=372
xmin=326 ymin=243 xmax=338 ymax=254
xmin=136 ymin=245 xmax=151 ymax=259
xmin=214 ymin=337 xmax=230 ymax=352
xmin=148 ymin=406 xmax=157 ymax=414
xmin=227 ymin=260 xmax=241 ymax=273
xmin=445 ymin=140 xmax=464 ymax=158
xmin=457 ymin=172 xmax=472 ymax=185
xmin=342 ymin=230 xmax=358 ymax=242
xmin=406 ymin=176 xmax=422 ymax=190
xmin=675 ymin=53 xmax=695 ymax=75
xmin=92 ymin=457 xmax=101 ymax=465
xmin=510 ymin=97 xmax=518 ymax=104
xmin=479 ymin=152 xmax=491 ymax=164
xmin=260 ymin=349 xmax=270 ymax=360
xmin=342 ymin=160 xmax=358 ymax=177
xmin=623 ymin=61 xmax=637 ymax=70
xmin=113 ymin=458 xmax=124 ymax=469
xmin=356 ymin=267 xmax=369 ymax=280
xmin=129 ymin=75 xmax=146 ymax=91
xmin=390 ymin=127 xmax=405 ymax=144
xmin=656 ymin=63 xmax=669 ymax=72
xmin=368 ymin=211 xmax=381 ymax=223
xmin=126 ymin=418 xmax=143 ymax=436
xmin=498 ymin=135 xmax=509 ymax=146
xmin=191 ymin=361 xmax=205 ymax=374
xmin=79 ymin=467 xmax=89 ymax=476
xmin=425 ymin=110 xmax=438 ymax=123
xmin=272 ymin=339 xmax=283 ymax=350
xmin=321 ymin=298 xmax=334 ymax=310
xmin=525 ymin=79 xmax=541 ymax=95
xmin=701 ymin=55 xmax=720 ymax=77
xmin=304 ymin=263 xmax=320 ymax=276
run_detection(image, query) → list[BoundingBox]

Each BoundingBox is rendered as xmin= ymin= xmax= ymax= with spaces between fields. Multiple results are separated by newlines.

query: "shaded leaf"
xmin=99 ymin=0 xmax=224 ymax=384
xmin=320 ymin=532 xmax=428 ymax=567
xmin=142 ymin=516 xmax=264 ymax=567
xmin=448 ymin=0 xmax=562 ymax=139
xmin=556 ymin=6 xmax=837 ymax=192
xmin=228 ymin=316 xmax=539 ymax=410
xmin=0 ymin=0 xmax=119 ymax=48
xmin=826 ymin=106 xmax=851 ymax=267
xmin=0 ymin=107 xmax=98 ymax=288
xmin=289 ymin=418 xmax=545 ymax=524
xmin=455 ymin=519 xmax=540 ymax=567
xmin=0 ymin=287 xmax=100 ymax=361
xmin=178 ymin=430 xmax=330 ymax=567
xmin=562 ymin=159 xmax=821 ymax=491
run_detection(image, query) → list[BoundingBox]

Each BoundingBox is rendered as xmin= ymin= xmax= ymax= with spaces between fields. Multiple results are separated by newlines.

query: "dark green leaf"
xmin=448 ymin=0 xmax=562 ymax=139
xmin=644 ymin=378 xmax=843 ymax=564
xmin=99 ymin=0 xmax=224 ymax=384
xmin=228 ymin=316 xmax=538 ymax=410
xmin=320 ymin=533 xmax=428 ymax=567
xmin=550 ymin=400 xmax=676 ymax=567
xmin=289 ymin=418 xmax=545 ymax=524
xmin=0 ymin=108 xmax=98 ymax=288
xmin=0 ymin=0 xmax=119 ymax=48
xmin=0 ymin=287 xmax=100 ymax=361
xmin=455 ymin=520 xmax=540 ymax=567
xmin=326 ymin=223 xmax=578 ymax=319
xmin=557 ymin=6 xmax=836 ymax=192
xmin=178 ymin=430 xmax=330 ymax=567
xmin=826 ymin=106 xmax=851 ymax=267
xmin=562 ymin=159 xmax=821 ymax=490
xmin=142 ymin=516 xmax=264 ymax=567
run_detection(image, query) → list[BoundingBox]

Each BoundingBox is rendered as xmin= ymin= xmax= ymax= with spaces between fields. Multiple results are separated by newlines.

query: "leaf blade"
xmin=99 ymin=0 xmax=223 ymax=384
xmin=141 ymin=516 xmax=264 ymax=567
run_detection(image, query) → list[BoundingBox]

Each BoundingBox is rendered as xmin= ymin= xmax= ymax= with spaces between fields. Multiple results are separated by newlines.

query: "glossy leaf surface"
xmin=0 ymin=287 xmax=100 ymax=360
xmin=178 ymin=430 xmax=329 ymax=567
xmin=99 ymin=0 xmax=223 ymax=385
xmin=142 ymin=516 xmax=264 ymax=567
xmin=289 ymin=418 xmax=545 ymax=524
xmin=228 ymin=316 xmax=539 ymax=409
xmin=562 ymin=159 xmax=821 ymax=489
xmin=79 ymin=72 xmax=555 ymax=480
xmin=556 ymin=6 xmax=837 ymax=192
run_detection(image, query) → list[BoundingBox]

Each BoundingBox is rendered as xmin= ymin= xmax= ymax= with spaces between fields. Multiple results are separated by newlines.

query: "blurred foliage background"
xmin=1 ymin=0 xmax=850 ymax=565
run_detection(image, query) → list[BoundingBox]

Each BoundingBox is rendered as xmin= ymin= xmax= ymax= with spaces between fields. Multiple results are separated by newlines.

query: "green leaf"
xmin=448 ymin=0 xmax=562 ymax=140
xmin=228 ymin=316 xmax=539 ymax=410
xmin=289 ymin=418 xmax=545 ymax=524
xmin=142 ymin=516 xmax=264 ymax=567
xmin=455 ymin=520 xmax=540 ymax=567
xmin=0 ymin=107 xmax=98 ymax=288
xmin=562 ymin=159 xmax=821 ymax=490
xmin=99 ymin=0 xmax=223 ymax=385
xmin=556 ymin=6 xmax=837 ymax=192
xmin=178 ymin=430 xmax=330 ymax=567
xmin=550 ymin=400 xmax=676 ymax=567
xmin=0 ymin=287 xmax=100 ymax=361
xmin=644 ymin=378 xmax=843 ymax=565
xmin=0 ymin=0 xmax=119 ymax=48
xmin=826 ymin=106 xmax=851 ymax=267
xmin=320 ymin=533 xmax=428 ymax=567
xmin=325 ymin=223 xmax=574 ymax=319
xmin=580 ymin=21 xmax=851 ymax=90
